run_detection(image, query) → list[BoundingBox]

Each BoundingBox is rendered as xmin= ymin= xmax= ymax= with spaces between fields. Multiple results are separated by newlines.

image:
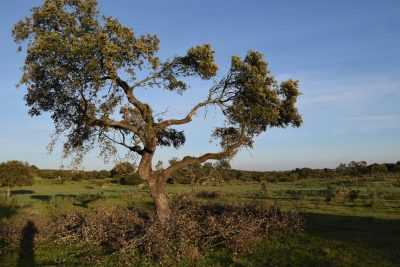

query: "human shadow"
xmin=17 ymin=220 xmax=38 ymax=267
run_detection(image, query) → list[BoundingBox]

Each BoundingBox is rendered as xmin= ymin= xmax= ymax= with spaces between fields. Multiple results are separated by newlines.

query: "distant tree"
xmin=13 ymin=0 xmax=302 ymax=223
xmin=214 ymin=159 xmax=231 ymax=170
xmin=348 ymin=161 xmax=368 ymax=176
xmin=369 ymin=164 xmax=388 ymax=174
xmin=110 ymin=162 xmax=136 ymax=177
xmin=394 ymin=162 xmax=400 ymax=173
xmin=0 ymin=161 xmax=34 ymax=198
xmin=336 ymin=163 xmax=347 ymax=174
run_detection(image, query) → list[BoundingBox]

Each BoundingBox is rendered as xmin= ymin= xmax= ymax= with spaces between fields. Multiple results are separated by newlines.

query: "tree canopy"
xmin=13 ymin=0 xmax=302 ymax=223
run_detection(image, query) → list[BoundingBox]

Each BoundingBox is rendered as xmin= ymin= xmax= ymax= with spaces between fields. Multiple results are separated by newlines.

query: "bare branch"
xmin=100 ymin=132 xmax=144 ymax=155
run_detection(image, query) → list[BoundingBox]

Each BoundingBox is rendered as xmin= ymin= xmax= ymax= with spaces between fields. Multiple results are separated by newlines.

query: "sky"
xmin=0 ymin=0 xmax=399 ymax=171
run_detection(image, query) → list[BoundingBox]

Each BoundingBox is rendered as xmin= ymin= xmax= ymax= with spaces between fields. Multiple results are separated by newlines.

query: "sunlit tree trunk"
xmin=148 ymin=176 xmax=171 ymax=224
xmin=6 ymin=185 xmax=11 ymax=199
xmin=138 ymin=150 xmax=171 ymax=224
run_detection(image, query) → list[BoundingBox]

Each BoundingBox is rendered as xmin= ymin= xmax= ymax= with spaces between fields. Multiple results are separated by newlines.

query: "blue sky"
xmin=0 ymin=0 xmax=399 ymax=171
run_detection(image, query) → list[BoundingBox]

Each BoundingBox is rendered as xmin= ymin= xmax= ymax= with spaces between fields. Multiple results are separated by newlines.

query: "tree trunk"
xmin=6 ymin=186 xmax=11 ymax=199
xmin=138 ymin=149 xmax=171 ymax=224
xmin=148 ymin=177 xmax=171 ymax=224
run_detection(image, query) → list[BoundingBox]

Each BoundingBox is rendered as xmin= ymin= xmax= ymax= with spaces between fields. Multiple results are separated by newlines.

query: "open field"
xmin=1 ymin=175 xmax=400 ymax=266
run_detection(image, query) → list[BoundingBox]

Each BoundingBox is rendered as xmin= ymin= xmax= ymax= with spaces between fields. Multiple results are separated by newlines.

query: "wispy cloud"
xmin=300 ymin=76 xmax=400 ymax=106
xmin=345 ymin=113 xmax=400 ymax=122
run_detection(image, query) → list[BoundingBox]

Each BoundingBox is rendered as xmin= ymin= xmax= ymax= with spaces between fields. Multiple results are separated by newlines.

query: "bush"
xmin=49 ymin=197 xmax=303 ymax=264
xmin=347 ymin=189 xmax=360 ymax=202
xmin=324 ymin=185 xmax=336 ymax=203
xmin=195 ymin=190 xmax=221 ymax=199
xmin=119 ymin=172 xmax=142 ymax=186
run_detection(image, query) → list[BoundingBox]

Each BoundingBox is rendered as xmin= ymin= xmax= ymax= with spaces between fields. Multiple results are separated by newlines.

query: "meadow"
xmin=1 ymin=173 xmax=400 ymax=266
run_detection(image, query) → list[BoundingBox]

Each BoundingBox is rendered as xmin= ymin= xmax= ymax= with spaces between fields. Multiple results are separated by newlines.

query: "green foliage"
xmin=370 ymin=163 xmax=389 ymax=174
xmin=13 ymin=0 xmax=302 ymax=171
xmin=119 ymin=172 xmax=142 ymax=186
xmin=110 ymin=162 xmax=142 ymax=185
xmin=211 ymin=51 xmax=302 ymax=150
xmin=0 ymin=161 xmax=35 ymax=187
xmin=110 ymin=162 xmax=136 ymax=177
xmin=346 ymin=189 xmax=360 ymax=202
xmin=37 ymin=169 xmax=110 ymax=180
xmin=12 ymin=0 xmax=160 ymax=154
xmin=324 ymin=185 xmax=336 ymax=203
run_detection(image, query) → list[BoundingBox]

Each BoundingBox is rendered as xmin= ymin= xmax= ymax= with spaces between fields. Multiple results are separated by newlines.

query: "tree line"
xmin=1 ymin=160 xmax=399 ymax=190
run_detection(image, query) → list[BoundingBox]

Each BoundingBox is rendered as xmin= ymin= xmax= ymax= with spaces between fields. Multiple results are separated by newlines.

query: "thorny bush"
xmin=4 ymin=196 xmax=303 ymax=265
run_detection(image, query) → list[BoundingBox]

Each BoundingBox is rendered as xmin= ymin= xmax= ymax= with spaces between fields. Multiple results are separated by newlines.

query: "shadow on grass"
xmin=54 ymin=194 xmax=77 ymax=198
xmin=73 ymin=194 xmax=103 ymax=208
xmin=303 ymin=212 xmax=400 ymax=264
xmin=11 ymin=190 xmax=35 ymax=195
xmin=17 ymin=220 xmax=38 ymax=267
xmin=30 ymin=195 xmax=52 ymax=202
xmin=0 ymin=205 xmax=18 ymax=219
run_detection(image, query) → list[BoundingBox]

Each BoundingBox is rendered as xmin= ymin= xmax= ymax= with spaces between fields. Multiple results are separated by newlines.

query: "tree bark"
xmin=138 ymin=150 xmax=171 ymax=224
xmin=148 ymin=176 xmax=171 ymax=224
xmin=6 ymin=186 xmax=11 ymax=199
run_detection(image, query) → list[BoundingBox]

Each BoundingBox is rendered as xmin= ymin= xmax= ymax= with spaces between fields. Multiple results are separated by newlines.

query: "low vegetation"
xmin=1 ymin=160 xmax=399 ymax=266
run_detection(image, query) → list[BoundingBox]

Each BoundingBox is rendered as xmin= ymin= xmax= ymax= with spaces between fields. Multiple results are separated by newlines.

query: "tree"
xmin=110 ymin=162 xmax=136 ymax=177
xmin=214 ymin=159 xmax=231 ymax=170
xmin=13 ymin=0 xmax=302 ymax=224
xmin=0 ymin=161 xmax=34 ymax=198
xmin=369 ymin=163 xmax=388 ymax=174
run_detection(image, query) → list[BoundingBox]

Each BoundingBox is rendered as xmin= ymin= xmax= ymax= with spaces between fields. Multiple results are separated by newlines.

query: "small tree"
xmin=13 ymin=0 xmax=302 ymax=223
xmin=110 ymin=162 xmax=136 ymax=177
xmin=369 ymin=164 xmax=388 ymax=174
xmin=0 ymin=161 xmax=34 ymax=198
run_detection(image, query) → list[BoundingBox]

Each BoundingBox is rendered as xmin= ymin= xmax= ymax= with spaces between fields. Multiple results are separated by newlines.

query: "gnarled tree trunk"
xmin=148 ymin=176 xmax=171 ymax=224
xmin=6 ymin=185 xmax=11 ymax=199
xmin=138 ymin=150 xmax=171 ymax=224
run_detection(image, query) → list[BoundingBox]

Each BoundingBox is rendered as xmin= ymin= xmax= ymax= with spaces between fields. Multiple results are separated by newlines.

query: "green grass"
xmin=1 ymin=175 xmax=400 ymax=266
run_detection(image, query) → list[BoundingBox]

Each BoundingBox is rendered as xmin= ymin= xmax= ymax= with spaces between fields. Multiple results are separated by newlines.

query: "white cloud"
xmin=300 ymin=75 xmax=400 ymax=106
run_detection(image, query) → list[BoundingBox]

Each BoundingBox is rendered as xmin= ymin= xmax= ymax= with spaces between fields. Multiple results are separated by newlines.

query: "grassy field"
xmin=1 ymin=175 xmax=400 ymax=266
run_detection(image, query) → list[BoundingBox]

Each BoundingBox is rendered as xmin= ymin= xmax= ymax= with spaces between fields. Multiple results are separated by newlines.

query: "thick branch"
xmin=91 ymin=118 xmax=142 ymax=136
xmin=115 ymin=77 xmax=148 ymax=114
xmin=162 ymin=141 xmax=243 ymax=178
xmin=156 ymin=98 xmax=221 ymax=128
xmin=101 ymin=75 xmax=153 ymax=123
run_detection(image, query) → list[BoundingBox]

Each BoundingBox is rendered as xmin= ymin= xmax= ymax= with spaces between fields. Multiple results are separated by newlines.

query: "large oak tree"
xmin=13 ymin=0 xmax=302 ymax=223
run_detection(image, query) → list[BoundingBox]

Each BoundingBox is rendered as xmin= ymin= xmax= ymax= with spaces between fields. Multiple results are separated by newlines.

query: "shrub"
xmin=119 ymin=172 xmax=142 ymax=186
xmin=324 ymin=185 xmax=336 ymax=203
xmin=195 ymin=190 xmax=221 ymax=199
xmin=285 ymin=190 xmax=303 ymax=200
xmin=49 ymin=197 xmax=303 ymax=264
xmin=347 ymin=189 xmax=360 ymax=202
